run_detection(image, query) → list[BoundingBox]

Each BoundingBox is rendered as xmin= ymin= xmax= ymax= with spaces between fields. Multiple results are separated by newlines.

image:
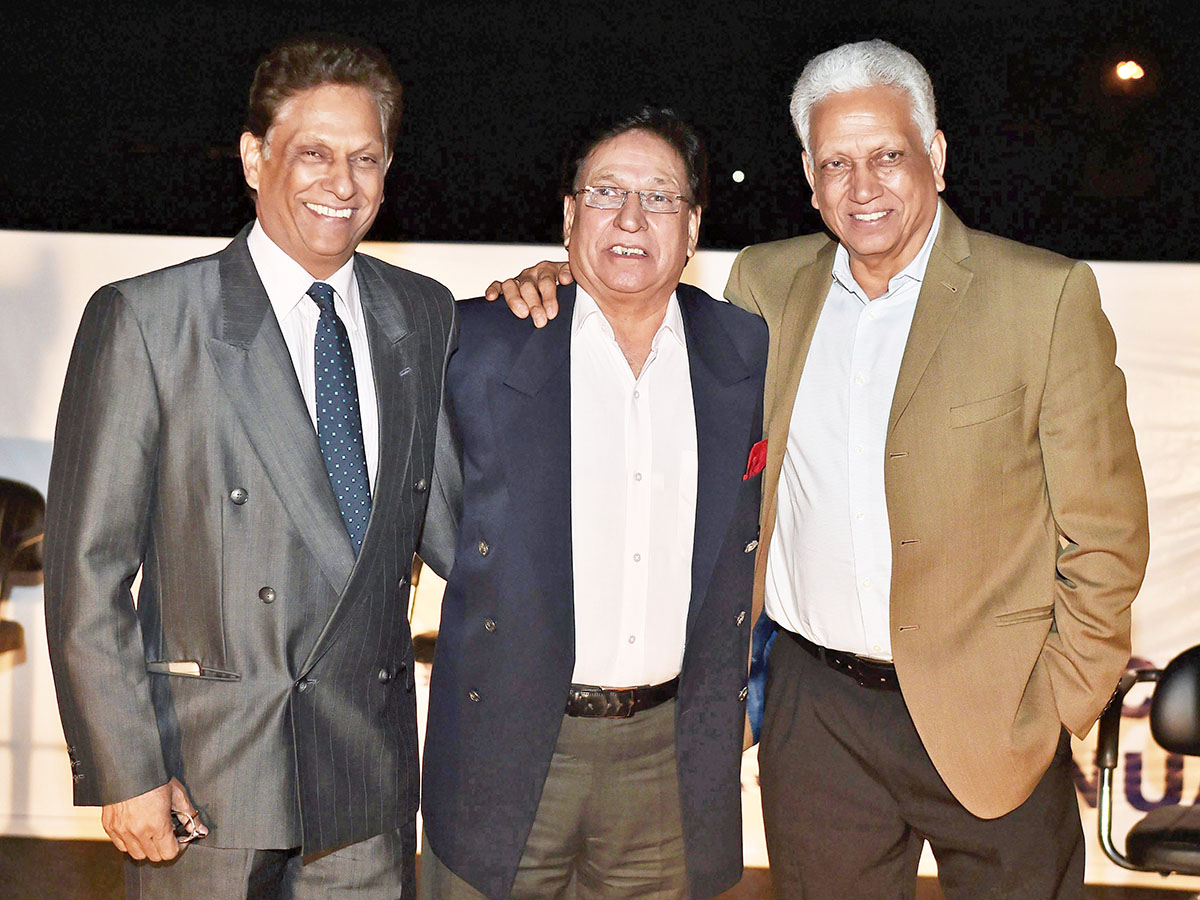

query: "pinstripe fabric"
xmin=44 ymin=224 xmax=457 ymax=858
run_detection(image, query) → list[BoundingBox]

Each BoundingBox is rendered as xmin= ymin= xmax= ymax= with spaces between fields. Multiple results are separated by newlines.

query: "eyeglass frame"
xmin=575 ymin=185 xmax=692 ymax=214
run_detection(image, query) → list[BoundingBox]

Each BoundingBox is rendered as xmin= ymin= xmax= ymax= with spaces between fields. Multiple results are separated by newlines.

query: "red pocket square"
xmin=743 ymin=439 xmax=767 ymax=481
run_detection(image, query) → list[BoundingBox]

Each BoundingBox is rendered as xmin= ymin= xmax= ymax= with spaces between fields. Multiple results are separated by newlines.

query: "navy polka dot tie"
xmin=308 ymin=281 xmax=371 ymax=555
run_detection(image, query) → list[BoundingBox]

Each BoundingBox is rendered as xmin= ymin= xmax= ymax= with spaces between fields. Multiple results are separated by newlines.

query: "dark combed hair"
xmin=244 ymin=34 xmax=403 ymax=154
xmin=564 ymin=107 xmax=709 ymax=209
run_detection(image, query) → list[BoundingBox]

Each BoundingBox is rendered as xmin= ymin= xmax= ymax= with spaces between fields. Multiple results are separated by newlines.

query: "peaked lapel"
xmin=494 ymin=285 xmax=575 ymax=642
xmin=677 ymin=284 xmax=760 ymax=638
xmin=205 ymin=228 xmax=356 ymax=596
xmin=299 ymin=255 xmax=420 ymax=674
xmin=888 ymin=203 xmax=973 ymax=435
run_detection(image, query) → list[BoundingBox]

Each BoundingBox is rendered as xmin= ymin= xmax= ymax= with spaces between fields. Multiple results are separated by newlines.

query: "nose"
xmin=849 ymin=164 xmax=883 ymax=204
xmin=614 ymin=192 xmax=648 ymax=232
xmin=325 ymin=156 xmax=355 ymax=200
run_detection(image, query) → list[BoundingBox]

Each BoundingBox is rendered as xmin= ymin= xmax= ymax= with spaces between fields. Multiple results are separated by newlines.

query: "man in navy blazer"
xmin=420 ymin=109 xmax=768 ymax=899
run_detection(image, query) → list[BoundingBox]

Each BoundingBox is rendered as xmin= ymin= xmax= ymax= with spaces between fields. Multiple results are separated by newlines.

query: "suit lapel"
xmin=888 ymin=205 xmax=973 ymax=435
xmin=205 ymin=229 xmax=356 ymax=595
xmin=495 ymin=285 xmax=575 ymax=637
xmin=298 ymin=257 xmax=421 ymax=674
xmin=679 ymin=284 xmax=759 ymax=638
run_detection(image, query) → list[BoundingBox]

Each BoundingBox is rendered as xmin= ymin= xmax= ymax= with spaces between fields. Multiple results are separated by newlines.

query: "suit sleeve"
xmin=1038 ymin=261 xmax=1149 ymax=736
xmin=43 ymin=286 xmax=169 ymax=806
xmin=417 ymin=302 xmax=461 ymax=580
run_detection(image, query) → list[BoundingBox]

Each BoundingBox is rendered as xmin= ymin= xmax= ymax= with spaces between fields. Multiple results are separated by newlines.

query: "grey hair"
xmin=790 ymin=39 xmax=938 ymax=153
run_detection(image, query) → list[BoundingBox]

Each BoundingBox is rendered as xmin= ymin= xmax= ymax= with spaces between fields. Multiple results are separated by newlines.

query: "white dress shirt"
xmin=570 ymin=288 xmax=698 ymax=687
xmin=764 ymin=209 xmax=942 ymax=659
xmin=247 ymin=221 xmax=380 ymax=488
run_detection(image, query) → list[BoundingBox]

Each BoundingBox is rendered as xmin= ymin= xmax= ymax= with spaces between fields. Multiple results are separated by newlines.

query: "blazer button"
xmin=743 ymin=539 xmax=759 ymax=554
xmin=484 ymin=617 xmax=497 ymax=632
xmin=477 ymin=540 xmax=490 ymax=557
xmin=738 ymin=686 xmax=749 ymax=702
xmin=378 ymin=667 xmax=393 ymax=684
xmin=230 ymin=487 xmax=249 ymax=505
xmin=258 ymin=586 xmax=276 ymax=604
xmin=735 ymin=610 xmax=746 ymax=627
xmin=468 ymin=689 xmax=481 ymax=703
xmin=413 ymin=478 xmax=429 ymax=494
xmin=296 ymin=678 xmax=313 ymax=693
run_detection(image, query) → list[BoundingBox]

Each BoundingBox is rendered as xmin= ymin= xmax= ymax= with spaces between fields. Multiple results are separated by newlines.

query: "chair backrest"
xmin=0 ymin=478 xmax=45 ymax=598
xmin=1150 ymin=644 xmax=1200 ymax=755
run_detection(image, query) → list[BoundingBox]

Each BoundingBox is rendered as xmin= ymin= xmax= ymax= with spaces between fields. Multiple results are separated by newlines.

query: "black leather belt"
xmin=565 ymin=677 xmax=679 ymax=718
xmin=784 ymin=629 xmax=901 ymax=691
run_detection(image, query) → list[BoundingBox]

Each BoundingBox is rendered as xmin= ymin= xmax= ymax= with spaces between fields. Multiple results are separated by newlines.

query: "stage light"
xmin=732 ymin=170 xmax=745 ymax=183
xmin=1116 ymin=60 xmax=1145 ymax=81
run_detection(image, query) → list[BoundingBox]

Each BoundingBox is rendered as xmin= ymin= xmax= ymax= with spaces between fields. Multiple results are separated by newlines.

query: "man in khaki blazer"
xmin=724 ymin=40 xmax=1148 ymax=900
xmin=488 ymin=37 xmax=1149 ymax=900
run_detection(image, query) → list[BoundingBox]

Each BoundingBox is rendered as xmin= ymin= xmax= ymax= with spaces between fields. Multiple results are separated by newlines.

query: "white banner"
xmin=1 ymin=231 xmax=1197 ymax=888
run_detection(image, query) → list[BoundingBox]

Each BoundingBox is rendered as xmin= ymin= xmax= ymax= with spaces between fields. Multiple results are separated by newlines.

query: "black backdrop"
xmin=4 ymin=0 xmax=1195 ymax=261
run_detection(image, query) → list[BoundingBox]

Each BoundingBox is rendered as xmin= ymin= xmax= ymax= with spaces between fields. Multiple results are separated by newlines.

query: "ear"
xmin=562 ymin=193 xmax=576 ymax=248
xmin=240 ymin=132 xmax=264 ymax=194
xmin=802 ymin=151 xmax=820 ymax=210
xmin=686 ymin=204 xmax=702 ymax=259
xmin=927 ymin=130 xmax=947 ymax=194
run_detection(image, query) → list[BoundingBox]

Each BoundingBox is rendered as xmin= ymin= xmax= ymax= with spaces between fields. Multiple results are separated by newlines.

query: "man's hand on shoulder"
xmin=102 ymin=777 xmax=207 ymax=861
xmin=483 ymin=261 xmax=572 ymax=327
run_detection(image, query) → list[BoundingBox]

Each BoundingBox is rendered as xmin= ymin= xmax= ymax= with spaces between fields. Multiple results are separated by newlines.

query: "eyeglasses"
xmin=577 ymin=185 xmax=690 ymax=214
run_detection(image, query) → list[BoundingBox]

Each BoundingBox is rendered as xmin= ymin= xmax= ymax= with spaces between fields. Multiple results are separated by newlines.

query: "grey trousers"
xmin=419 ymin=699 xmax=688 ymax=900
xmin=759 ymin=629 xmax=1084 ymax=900
xmin=125 ymin=824 xmax=413 ymax=900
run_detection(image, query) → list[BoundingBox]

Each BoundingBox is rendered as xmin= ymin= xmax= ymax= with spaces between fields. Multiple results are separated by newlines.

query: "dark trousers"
xmin=759 ymin=628 xmax=1084 ymax=900
xmin=420 ymin=699 xmax=688 ymax=900
xmin=125 ymin=824 xmax=413 ymax=900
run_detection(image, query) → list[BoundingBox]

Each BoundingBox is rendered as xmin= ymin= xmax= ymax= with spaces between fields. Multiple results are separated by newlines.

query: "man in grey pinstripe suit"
xmin=43 ymin=36 xmax=456 ymax=899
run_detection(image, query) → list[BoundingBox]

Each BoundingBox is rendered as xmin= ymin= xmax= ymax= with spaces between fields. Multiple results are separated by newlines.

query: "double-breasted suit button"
xmin=258 ymin=586 xmax=276 ymax=604
xmin=477 ymin=540 xmax=491 ymax=557
xmin=468 ymin=689 xmax=481 ymax=703
xmin=378 ymin=667 xmax=393 ymax=684
xmin=413 ymin=478 xmax=428 ymax=494
xmin=230 ymin=487 xmax=249 ymax=505
xmin=484 ymin=617 xmax=497 ymax=632
xmin=735 ymin=610 xmax=746 ymax=627
xmin=743 ymin=539 xmax=759 ymax=554
xmin=738 ymin=686 xmax=749 ymax=702
xmin=296 ymin=678 xmax=313 ymax=693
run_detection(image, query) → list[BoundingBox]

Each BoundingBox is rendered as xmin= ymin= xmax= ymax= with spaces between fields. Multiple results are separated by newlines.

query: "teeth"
xmin=611 ymin=245 xmax=647 ymax=257
xmin=305 ymin=203 xmax=353 ymax=219
xmin=852 ymin=211 xmax=888 ymax=222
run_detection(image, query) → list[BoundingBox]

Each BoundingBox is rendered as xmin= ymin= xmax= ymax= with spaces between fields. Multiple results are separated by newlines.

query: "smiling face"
xmin=563 ymin=129 xmax=700 ymax=312
xmin=240 ymin=83 xmax=389 ymax=279
xmin=803 ymin=85 xmax=946 ymax=290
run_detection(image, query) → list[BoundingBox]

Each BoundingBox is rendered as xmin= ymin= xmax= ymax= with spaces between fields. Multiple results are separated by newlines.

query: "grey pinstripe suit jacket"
xmin=43 ymin=225 xmax=458 ymax=856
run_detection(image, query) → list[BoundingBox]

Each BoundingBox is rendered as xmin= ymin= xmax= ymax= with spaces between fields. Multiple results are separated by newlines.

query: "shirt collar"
xmin=247 ymin=220 xmax=360 ymax=328
xmin=571 ymin=286 xmax=686 ymax=351
xmin=831 ymin=205 xmax=942 ymax=301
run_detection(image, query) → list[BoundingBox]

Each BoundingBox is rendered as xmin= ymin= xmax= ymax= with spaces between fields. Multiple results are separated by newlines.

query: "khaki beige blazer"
xmin=726 ymin=202 xmax=1149 ymax=818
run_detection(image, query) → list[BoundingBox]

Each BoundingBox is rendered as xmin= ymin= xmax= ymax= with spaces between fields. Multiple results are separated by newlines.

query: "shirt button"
xmin=855 ymin=445 xmax=864 ymax=454
xmin=230 ymin=487 xmax=249 ymax=505
xmin=468 ymin=690 xmax=481 ymax=703
xmin=854 ymin=375 xmax=865 ymax=385
xmin=478 ymin=540 xmax=490 ymax=557
xmin=873 ymin=645 xmax=882 ymax=653
xmin=258 ymin=586 xmax=276 ymax=604
xmin=863 ymin=579 xmax=873 ymax=589
xmin=632 ymin=553 xmax=641 ymax=562
xmin=484 ymin=617 xmax=497 ymax=632
xmin=735 ymin=610 xmax=746 ymax=626
xmin=634 ymin=472 xmax=643 ymax=482
xmin=633 ymin=390 xmax=641 ymax=400
xmin=413 ymin=478 xmax=428 ymax=494
xmin=628 ymin=635 xmax=636 ymax=644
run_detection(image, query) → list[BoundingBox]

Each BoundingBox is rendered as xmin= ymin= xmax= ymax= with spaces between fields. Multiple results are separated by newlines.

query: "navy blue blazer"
xmin=422 ymin=283 xmax=767 ymax=900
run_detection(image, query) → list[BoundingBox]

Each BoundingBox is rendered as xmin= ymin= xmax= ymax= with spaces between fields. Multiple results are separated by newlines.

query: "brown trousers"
xmin=759 ymin=629 xmax=1084 ymax=900
xmin=419 ymin=699 xmax=688 ymax=900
